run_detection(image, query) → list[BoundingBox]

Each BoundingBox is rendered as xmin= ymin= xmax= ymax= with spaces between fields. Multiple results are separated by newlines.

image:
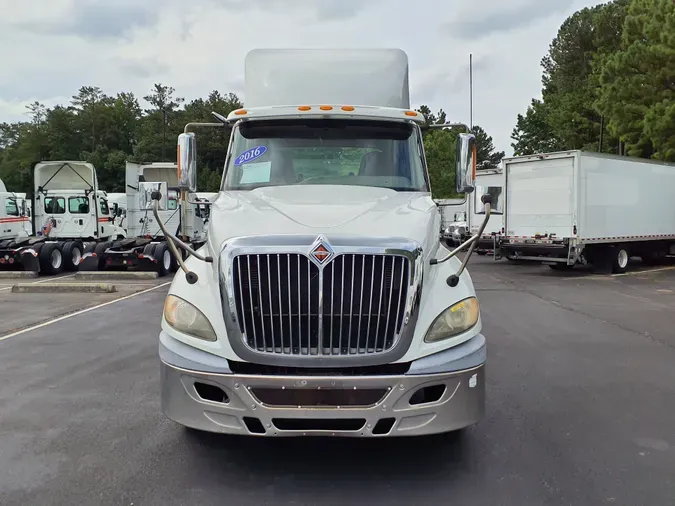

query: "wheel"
xmin=611 ymin=245 xmax=630 ymax=274
xmin=38 ymin=243 xmax=63 ymax=275
xmin=61 ymin=241 xmax=83 ymax=272
xmin=93 ymin=241 xmax=112 ymax=271
xmin=154 ymin=243 xmax=171 ymax=277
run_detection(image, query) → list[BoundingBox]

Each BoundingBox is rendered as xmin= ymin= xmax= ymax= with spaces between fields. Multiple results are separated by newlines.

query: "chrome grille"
xmin=232 ymin=253 xmax=410 ymax=356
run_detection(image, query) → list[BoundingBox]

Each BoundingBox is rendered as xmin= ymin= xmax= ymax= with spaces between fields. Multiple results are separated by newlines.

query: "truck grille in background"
xmin=232 ymin=253 xmax=410 ymax=356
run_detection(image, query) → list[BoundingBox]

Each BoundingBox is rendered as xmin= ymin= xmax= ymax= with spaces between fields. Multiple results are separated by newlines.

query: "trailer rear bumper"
xmin=501 ymin=241 xmax=571 ymax=261
xmin=159 ymin=332 xmax=486 ymax=437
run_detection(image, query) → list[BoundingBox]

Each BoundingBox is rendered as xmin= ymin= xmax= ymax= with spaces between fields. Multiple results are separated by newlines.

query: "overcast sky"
xmin=0 ymin=0 xmax=604 ymax=156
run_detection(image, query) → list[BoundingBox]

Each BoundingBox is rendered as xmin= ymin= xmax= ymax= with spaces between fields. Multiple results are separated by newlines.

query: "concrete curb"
xmin=75 ymin=271 xmax=158 ymax=280
xmin=11 ymin=283 xmax=117 ymax=294
xmin=0 ymin=271 xmax=38 ymax=279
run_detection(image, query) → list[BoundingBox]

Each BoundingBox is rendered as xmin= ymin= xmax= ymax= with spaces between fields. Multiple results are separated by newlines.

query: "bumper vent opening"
xmin=272 ymin=418 xmax=366 ymax=431
xmin=251 ymin=387 xmax=387 ymax=407
xmin=372 ymin=417 xmax=396 ymax=435
xmin=243 ymin=417 xmax=266 ymax=434
xmin=194 ymin=382 xmax=229 ymax=404
xmin=409 ymin=384 xmax=446 ymax=406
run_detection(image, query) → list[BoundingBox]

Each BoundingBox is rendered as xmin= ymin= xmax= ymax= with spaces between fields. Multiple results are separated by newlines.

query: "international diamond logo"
xmin=309 ymin=235 xmax=334 ymax=265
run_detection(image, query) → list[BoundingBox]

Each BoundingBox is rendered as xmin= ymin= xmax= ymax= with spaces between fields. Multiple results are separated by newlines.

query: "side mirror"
xmin=177 ymin=132 xmax=198 ymax=192
xmin=21 ymin=200 xmax=27 ymax=217
xmin=112 ymin=203 xmax=119 ymax=216
xmin=456 ymin=133 xmax=477 ymax=194
xmin=139 ymin=182 xmax=168 ymax=210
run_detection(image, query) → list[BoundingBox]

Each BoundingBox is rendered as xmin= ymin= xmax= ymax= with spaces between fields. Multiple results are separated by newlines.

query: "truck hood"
xmin=207 ymin=185 xmax=439 ymax=256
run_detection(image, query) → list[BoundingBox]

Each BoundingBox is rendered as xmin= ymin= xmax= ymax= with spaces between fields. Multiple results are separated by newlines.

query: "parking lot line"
xmin=0 ymin=281 xmax=171 ymax=342
xmin=563 ymin=265 xmax=675 ymax=281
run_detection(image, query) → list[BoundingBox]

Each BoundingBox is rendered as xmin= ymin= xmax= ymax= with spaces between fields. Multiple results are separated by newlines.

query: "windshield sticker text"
xmin=234 ymin=146 xmax=267 ymax=166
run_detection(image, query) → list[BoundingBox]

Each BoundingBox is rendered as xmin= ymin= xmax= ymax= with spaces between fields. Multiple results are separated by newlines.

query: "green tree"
xmin=511 ymin=99 xmax=566 ymax=155
xmin=595 ymin=0 xmax=675 ymax=160
xmin=471 ymin=125 xmax=505 ymax=170
xmin=511 ymin=0 xmax=630 ymax=155
xmin=141 ymin=83 xmax=185 ymax=161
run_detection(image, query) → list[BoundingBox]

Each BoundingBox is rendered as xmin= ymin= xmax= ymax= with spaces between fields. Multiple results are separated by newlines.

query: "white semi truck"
xmin=97 ymin=162 xmax=211 ymax=276
xmin=0 ymin=161 xmax=125 ymax=274
xmin=500 ymin=150 xmax=675 ymax=272
xmin=156 ymin=48 xmax=492 ymax=437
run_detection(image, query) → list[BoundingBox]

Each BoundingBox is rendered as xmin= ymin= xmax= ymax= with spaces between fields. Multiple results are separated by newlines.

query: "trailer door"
xmin=506 ymin=155 xmax=575 ymax=239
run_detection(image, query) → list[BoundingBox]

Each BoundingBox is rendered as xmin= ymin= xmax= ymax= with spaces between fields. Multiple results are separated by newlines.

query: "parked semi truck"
xmin=501 ymin=150 xmax=675 ymax=272
xmin=442 ymin=169 xmax=504 ymax=256
xmin=156 ymin=48 xmax=493 ymax=438
xmin=0 ymin=161 xmax=125 ymax=274
xmin=469 ymin=168 xmax=504 ymax=256
xmin=0 ymin=182 xmax=32 ymax=249
xmin=96 ymin=162 xmax=211 ymax=276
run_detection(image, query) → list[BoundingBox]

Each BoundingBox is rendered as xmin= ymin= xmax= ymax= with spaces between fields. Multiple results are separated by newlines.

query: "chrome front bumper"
xmin=159 ymin=332 xmax=486 ymax=437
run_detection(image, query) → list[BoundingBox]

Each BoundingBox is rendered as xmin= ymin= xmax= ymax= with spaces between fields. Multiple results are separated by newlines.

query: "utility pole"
xmin=469 ymin=53 xmax=473 ymax=129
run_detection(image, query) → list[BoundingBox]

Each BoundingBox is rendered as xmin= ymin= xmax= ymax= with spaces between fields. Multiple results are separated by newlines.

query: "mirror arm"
xmin=453 ymin=203 xmax=491 ymax=277
xmin=183 ymin=122 xmax=224 ymax=134
xmin=426 ymin=122 xmax=470 ymax=132
xmin=431 ymin=194 xmax=493 ymax=287
xmin=151 ymin=196 xmax=213 ymax=285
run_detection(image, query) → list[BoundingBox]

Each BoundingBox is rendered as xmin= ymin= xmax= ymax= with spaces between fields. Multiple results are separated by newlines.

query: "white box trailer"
xmin=501 ymin=150 xmax=675 ymax=272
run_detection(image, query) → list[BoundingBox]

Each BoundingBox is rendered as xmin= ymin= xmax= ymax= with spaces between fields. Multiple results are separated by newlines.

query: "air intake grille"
xmin=232 ymin=253 xmax=410 ymax=356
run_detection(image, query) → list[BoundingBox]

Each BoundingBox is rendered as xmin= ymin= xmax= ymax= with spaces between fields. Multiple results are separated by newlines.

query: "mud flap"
xmin=79 ymin=242 xmax=100 ymax=271
xmin=20 ymin=251 xmax=40 ymax=274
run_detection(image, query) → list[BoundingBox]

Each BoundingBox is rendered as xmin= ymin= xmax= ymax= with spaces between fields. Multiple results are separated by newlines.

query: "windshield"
xmin=222 ymin=119 xmax=429 ymax=192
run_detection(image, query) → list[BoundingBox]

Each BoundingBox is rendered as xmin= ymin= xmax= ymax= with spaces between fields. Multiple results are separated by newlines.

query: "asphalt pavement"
xmin=1 ymin=258 xmax=674 ymax=505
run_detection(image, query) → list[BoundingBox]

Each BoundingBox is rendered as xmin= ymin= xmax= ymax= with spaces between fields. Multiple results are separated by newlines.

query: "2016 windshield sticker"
xmin=234 ymin=146 xmax=267 ymax=166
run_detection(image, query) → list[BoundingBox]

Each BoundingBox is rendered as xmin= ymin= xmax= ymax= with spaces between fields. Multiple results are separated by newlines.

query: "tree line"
xmin=511 ymin=0 xmax=674 ymax=161
xmin=0 ymin=82 xmax=505 ymax=199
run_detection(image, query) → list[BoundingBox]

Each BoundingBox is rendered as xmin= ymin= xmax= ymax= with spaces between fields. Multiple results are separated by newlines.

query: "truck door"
xmin=99 ymin=197 xmax=112 ymax=238
xmin=1 ymin=196 xmax=24 ymax=239
xmin=40 ymin=195 xmax=67 ymax=237
xmin=506 ymin=156 xmax=575 ymax=239
xmin=62 ymin=195 xmax=96 ymax=238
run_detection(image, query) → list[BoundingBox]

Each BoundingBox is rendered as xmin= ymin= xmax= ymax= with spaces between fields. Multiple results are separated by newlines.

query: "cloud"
xmin=0 ymin=0 xmax=604 ymax=155
xmin=8 ymin=0 xmax=161 ymax=40
xmin=444 ymin=0 xmax=576 ymax=39
xmin=202 ymin=0 xmax=375 ymax=21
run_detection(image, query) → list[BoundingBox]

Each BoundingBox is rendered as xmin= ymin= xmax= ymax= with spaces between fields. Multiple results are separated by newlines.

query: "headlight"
xmin=424 ymin=297 xmax=479 ymax=343
xmin=163 ymin=294 xmax=217 ymax=342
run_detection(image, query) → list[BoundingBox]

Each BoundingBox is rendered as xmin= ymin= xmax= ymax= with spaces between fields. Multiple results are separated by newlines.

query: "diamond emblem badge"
xmin=309 ymin=236 xmax=334 ymax=265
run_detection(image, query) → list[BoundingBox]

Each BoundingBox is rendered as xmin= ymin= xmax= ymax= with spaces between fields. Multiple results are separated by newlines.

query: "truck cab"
xmin=157 ymin=49 xmax=491 ymax=437
xmin=97 ymin=162 xmax=209 ymax=276
xmin=0 ymin=181 xmax=30 ymax=244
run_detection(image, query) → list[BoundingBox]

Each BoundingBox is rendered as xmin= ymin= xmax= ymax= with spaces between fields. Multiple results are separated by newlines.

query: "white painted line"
xmin=564 ymin=265 xmax=675 ymax=281
xmin=0 ymin=273 xmax=75 ymax=292
xmin=612 ymin=266 xmax=675 ymax=277
xmin=0 ymin=281 xmax=171 ymax=342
